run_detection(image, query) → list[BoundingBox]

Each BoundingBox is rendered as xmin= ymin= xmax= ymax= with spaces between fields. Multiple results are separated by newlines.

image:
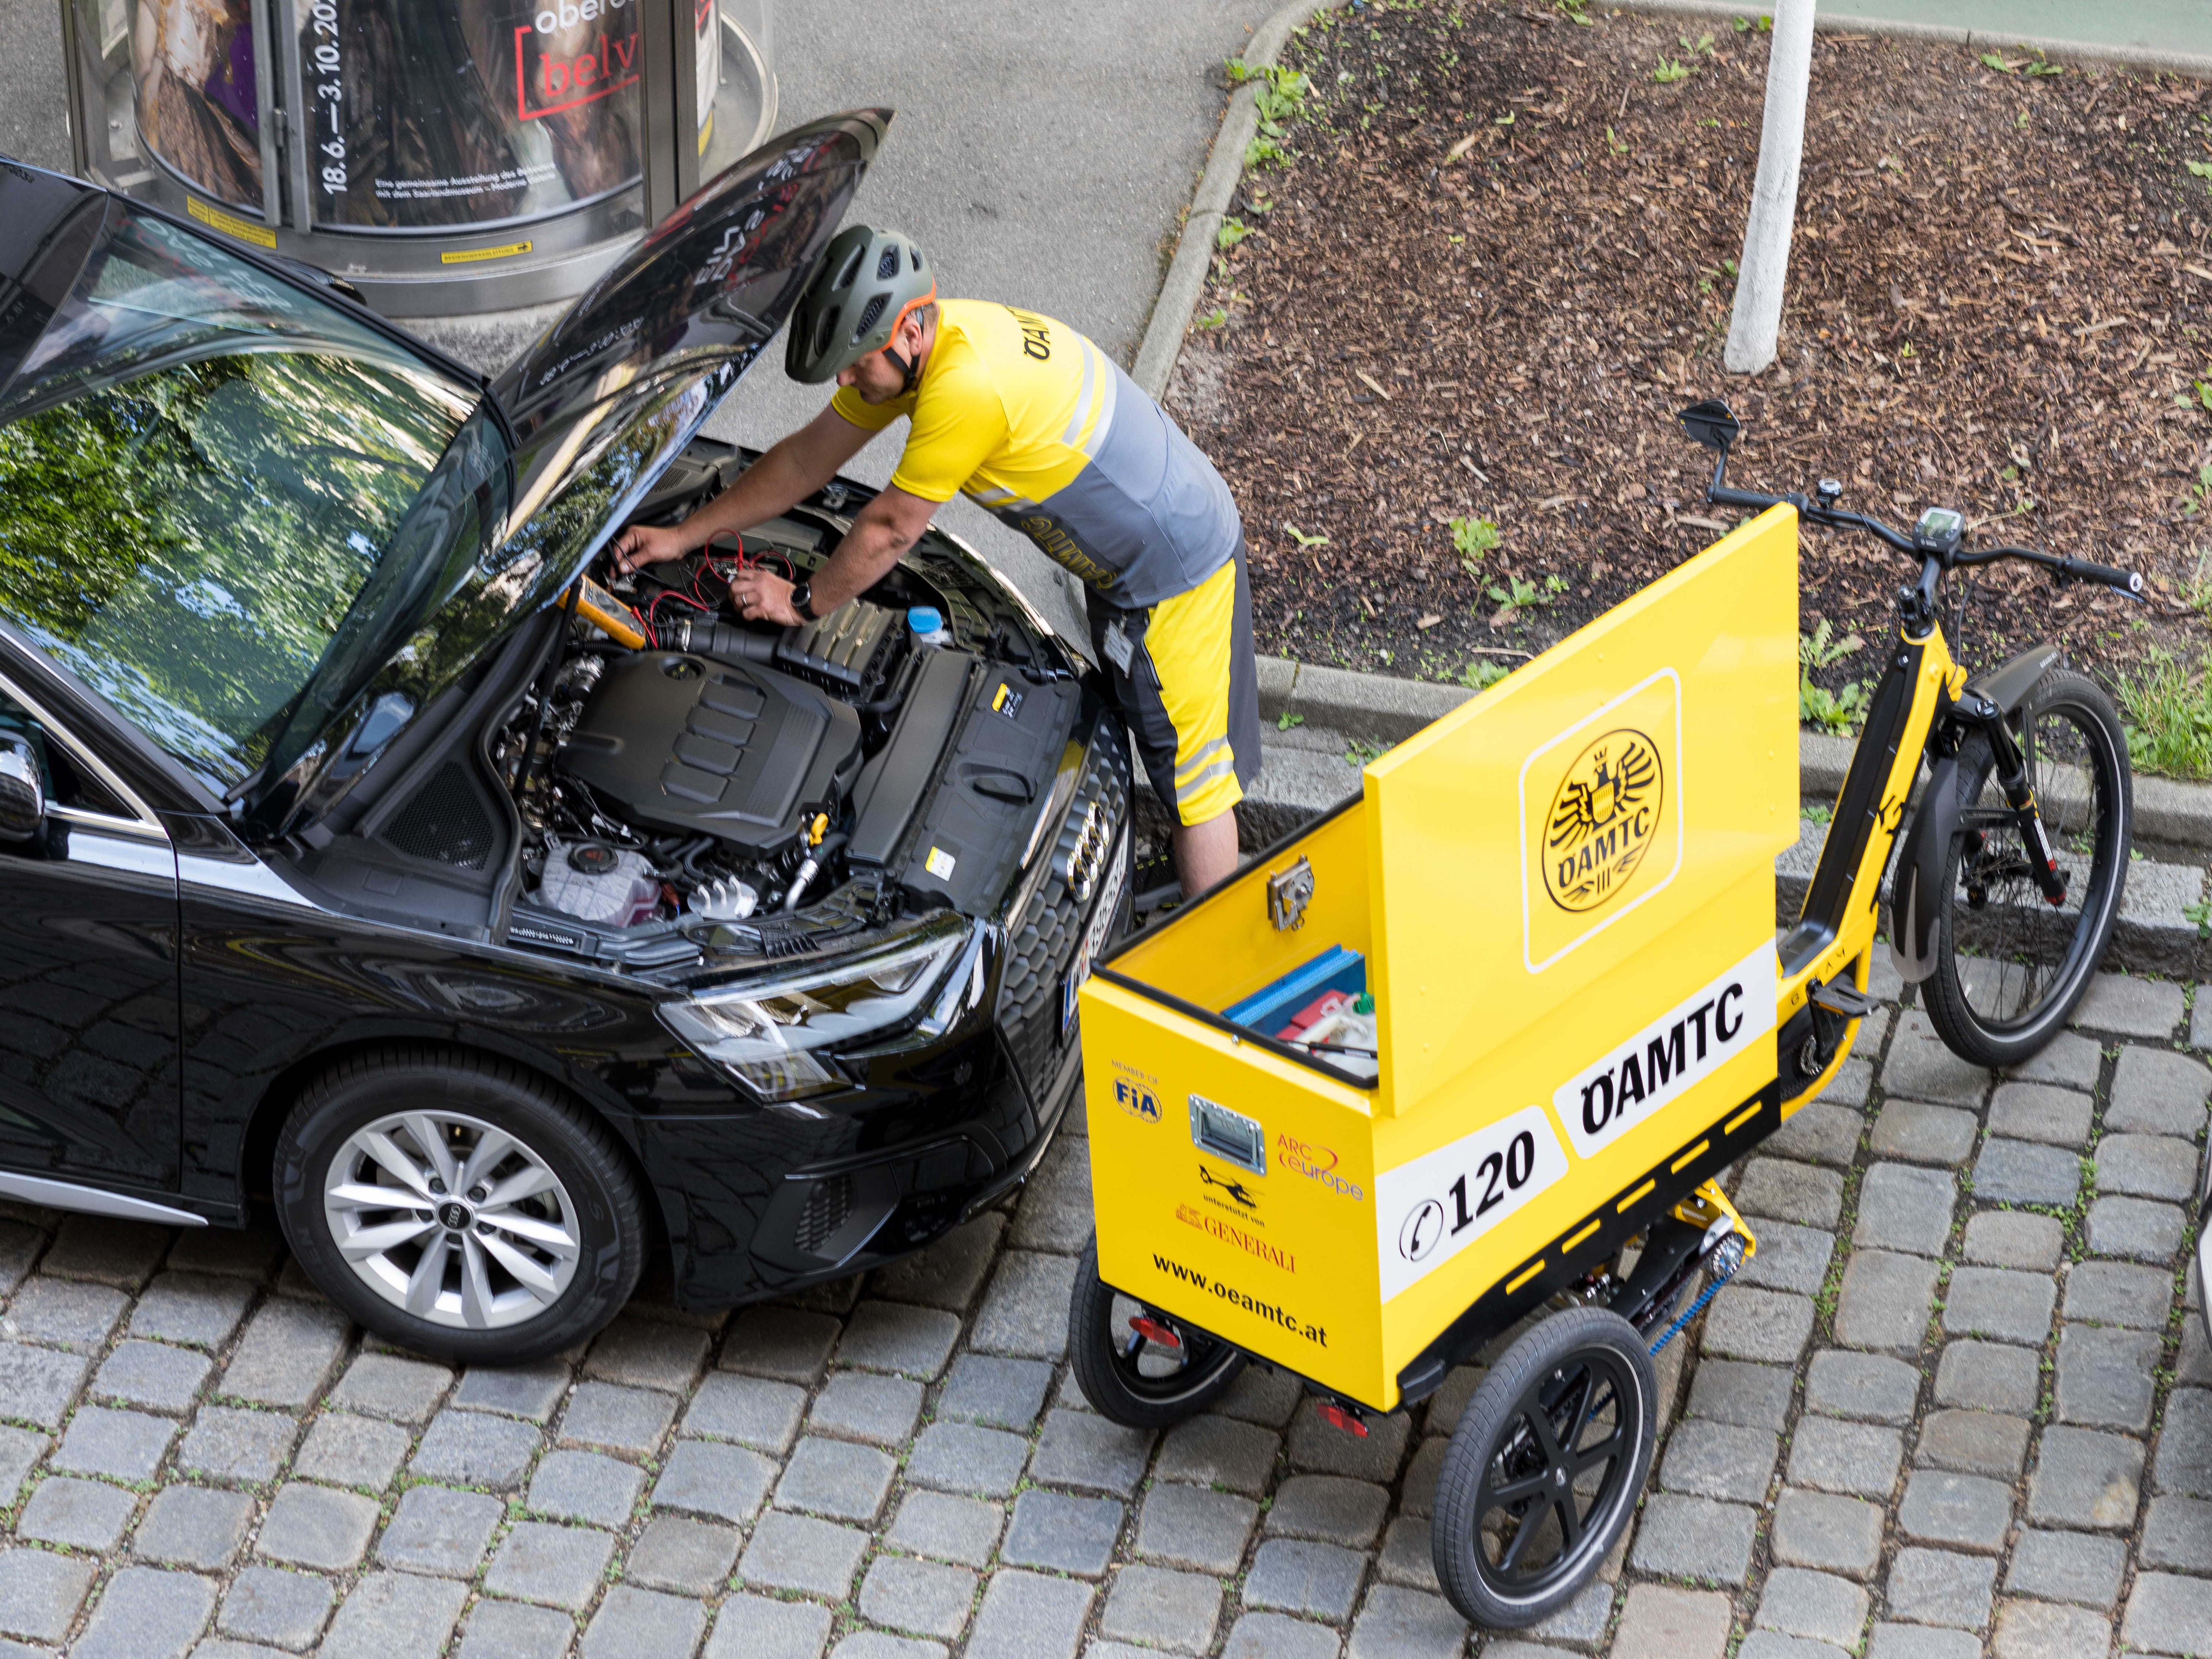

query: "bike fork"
xmin=1959 ymin=695 xmax=2068 ymax=907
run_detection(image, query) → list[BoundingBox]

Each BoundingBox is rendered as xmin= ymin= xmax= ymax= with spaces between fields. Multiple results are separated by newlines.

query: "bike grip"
xmin=2056 ymin=556 xmax=2146 ymax=597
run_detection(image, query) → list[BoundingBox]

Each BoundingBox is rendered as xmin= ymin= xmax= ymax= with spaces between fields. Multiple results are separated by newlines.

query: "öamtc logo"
xmin=1544 ymin=726 xmax=1664 ymax=914
xmin=1519 ymin=668 xmax=1682 ymax=972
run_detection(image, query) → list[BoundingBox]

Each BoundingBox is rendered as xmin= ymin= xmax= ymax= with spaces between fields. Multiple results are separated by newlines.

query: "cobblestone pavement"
xmin=0 ymin=969 xmax=2201 ymax=1658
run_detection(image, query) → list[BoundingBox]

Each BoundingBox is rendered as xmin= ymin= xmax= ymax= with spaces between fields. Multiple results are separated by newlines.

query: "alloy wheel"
xmin=321 ymin=1108 xmax=581 ymax=1330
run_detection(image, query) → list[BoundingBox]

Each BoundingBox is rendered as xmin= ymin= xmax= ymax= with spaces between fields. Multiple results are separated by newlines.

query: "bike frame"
xmin=1679 ymin=404 xmax=2129 ymax=1115
xmin=1774 ymin=564 xmax=2084 ymax=1104
xmin=1772 ymin=589 xmax=1963 ymax=1107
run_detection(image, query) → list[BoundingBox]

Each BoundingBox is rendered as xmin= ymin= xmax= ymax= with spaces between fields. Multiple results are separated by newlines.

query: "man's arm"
xmin=727 ymin=484 xmax=940 ymax=626
xmin=610 ymin=403 xmax=875 ymax=571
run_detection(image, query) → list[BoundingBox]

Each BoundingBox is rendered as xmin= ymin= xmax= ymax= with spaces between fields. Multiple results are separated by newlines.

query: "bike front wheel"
xmin=1924 ymin=668 xmax=2131 ymax=1068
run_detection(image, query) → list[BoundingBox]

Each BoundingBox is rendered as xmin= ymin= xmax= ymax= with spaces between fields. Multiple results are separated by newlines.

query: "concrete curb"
xmin=1128 ymin=0 xmax=1354 ymax=401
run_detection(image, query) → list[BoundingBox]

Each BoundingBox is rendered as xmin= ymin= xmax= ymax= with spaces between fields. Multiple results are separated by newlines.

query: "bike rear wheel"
xmin=1924 ymin=669 xmax=2130 ymax=1068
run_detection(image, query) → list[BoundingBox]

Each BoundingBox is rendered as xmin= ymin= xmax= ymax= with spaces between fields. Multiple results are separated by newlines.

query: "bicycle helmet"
xmin=785 ymin=225 xmax=937 ymax=385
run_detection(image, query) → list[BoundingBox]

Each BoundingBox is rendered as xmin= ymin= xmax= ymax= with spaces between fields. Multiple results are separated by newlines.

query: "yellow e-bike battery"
xmin=1080 ymin=507 xmax=1802 ymax=1412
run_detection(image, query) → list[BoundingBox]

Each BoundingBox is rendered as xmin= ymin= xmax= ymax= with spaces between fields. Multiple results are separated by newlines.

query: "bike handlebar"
xmin=1707 ymin=485 xmax=2145 ymax=601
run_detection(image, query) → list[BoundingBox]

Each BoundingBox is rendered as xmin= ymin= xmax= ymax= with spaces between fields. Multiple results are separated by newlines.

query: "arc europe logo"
xmin=1544 ymin=726 xmax=1665 ymax=914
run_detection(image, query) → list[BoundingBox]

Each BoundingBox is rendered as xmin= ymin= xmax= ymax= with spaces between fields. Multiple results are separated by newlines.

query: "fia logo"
xmin=1544 ymin=726 xmax=1665 ymax=914
xmin=1114 ymin=1078 xmax=1162 ymax=1123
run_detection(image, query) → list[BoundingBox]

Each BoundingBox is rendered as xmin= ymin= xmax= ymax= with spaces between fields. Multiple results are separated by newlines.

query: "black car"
xmin=0 ymin=111 xmax=1129 ymax=1362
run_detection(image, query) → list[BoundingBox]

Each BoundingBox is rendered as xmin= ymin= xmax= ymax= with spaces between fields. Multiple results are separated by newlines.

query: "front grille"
xmin=793 ymin=1174 xmax=853 ymax=1256
xmin=995 ymin=726 xmax=1132 ymax=1104
xmin=384 ymin=762 xmax=496 ymax=869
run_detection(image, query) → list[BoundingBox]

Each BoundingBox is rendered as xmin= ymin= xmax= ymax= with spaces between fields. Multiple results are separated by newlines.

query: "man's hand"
xmin=608 ymin=521 xmax=691 ymax=576
xmin=728 ymin=568 xmax=805 ymax=627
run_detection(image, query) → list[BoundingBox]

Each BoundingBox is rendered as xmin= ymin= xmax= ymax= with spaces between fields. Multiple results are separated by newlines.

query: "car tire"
xmin=274 ymin=1045 xmax=647 ymax=1365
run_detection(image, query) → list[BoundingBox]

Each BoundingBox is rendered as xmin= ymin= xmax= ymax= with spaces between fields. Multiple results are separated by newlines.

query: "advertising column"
xmin=131 ymin=0 xmax=264 ymax=208
xmin=298 ymin=0 xmax=643 ymax=234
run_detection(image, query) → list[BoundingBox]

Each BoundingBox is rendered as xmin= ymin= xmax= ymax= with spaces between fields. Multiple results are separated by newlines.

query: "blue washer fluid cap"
xmin=907 ymin=606 xmax=944 ymax=635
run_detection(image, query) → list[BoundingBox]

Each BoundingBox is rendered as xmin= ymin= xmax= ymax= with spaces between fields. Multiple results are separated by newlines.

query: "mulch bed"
xmin=1167 ymin=0 xmax=2212 ymax=714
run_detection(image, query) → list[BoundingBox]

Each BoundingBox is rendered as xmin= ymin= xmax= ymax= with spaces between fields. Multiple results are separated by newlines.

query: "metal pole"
xmin=638 ymin=0 xmax=702 ymax=229
xmin=253 ymin=0 xmax=283 ymax=226
xmin=277 ymin=0 xmax=314 ymax=231
xmin=56 ymin=0 xmax=90 ymax=180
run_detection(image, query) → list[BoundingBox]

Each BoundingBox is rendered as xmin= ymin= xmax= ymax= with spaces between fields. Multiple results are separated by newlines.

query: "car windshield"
xmin=0 ymin=203 xmax=473 ymax=792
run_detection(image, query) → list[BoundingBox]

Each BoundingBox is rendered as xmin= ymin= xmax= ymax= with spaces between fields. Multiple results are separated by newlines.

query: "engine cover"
xmin=558 ymin=652 xmax=863 ymax=855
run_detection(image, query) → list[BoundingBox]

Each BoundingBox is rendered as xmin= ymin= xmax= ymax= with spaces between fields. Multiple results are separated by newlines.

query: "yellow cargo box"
xmin=1081 ymin=506 xmax=1801 ymax=1414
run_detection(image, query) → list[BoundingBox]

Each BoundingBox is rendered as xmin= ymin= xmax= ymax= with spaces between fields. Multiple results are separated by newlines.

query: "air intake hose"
xmin=663 ymin=617 xmax=779 ymax=665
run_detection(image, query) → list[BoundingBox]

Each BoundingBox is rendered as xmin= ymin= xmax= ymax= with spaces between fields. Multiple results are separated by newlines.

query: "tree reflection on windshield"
xmin=0 ymin=204 xmax=466 ymax=792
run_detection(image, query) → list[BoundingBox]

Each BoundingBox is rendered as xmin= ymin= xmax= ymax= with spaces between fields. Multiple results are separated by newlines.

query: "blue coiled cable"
xmin=1648 ymin=1231 xmax=1747 ymax=1357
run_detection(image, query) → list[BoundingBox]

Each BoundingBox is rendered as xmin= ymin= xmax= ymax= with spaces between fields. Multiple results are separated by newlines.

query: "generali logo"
xmin=1519 ymin=669 xmax=1682 ymax=971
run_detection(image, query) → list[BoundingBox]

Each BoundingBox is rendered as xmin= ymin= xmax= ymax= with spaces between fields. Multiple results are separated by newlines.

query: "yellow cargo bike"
xmin=1070 ymin=403 xmax=2139 ymax=1629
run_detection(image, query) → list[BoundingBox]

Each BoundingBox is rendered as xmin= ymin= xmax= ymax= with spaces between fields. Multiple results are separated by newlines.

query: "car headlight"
xmin=660 ymin=914 xmax=970 ymax=1101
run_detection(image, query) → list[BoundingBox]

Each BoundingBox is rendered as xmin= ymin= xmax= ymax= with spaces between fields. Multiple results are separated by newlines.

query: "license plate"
xmin=1061 ymin=831 xmax=1130 ymax=1039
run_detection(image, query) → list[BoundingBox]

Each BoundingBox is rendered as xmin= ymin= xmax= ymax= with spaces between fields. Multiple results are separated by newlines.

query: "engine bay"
xmin=486 ymin=477 xmax=1085 ymax=969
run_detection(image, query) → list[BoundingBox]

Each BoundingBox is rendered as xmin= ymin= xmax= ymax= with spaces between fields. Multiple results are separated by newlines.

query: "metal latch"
xmin=1266 ymin=856 xmax=1313 ymax=931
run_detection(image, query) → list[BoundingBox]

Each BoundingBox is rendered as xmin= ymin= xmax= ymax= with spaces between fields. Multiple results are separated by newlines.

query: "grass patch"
xmin=2119 ymin=648 xmax=2212 ymax=779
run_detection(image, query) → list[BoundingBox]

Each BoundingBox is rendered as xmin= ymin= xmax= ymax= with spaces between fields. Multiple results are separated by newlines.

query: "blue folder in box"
xmin=1221 ymin=945 xmax=1366 ymax=1035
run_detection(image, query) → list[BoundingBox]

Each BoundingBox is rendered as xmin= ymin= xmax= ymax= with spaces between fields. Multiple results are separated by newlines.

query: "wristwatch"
xmin=788 ymin=579 xmax=816 ymax=622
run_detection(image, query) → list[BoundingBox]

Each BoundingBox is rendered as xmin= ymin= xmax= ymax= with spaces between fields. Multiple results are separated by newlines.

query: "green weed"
xmin=1217 ymin=217 xmax=1252 ymax=250
xmin=2119 ymin=648 xmax=2212 ymax=779
xmin=1800 ymin=620 xmax=1872 ymax=734
xmin=1242 ymin=66 xmax=1314 ymax=169
xmin=1652 ymin=57 xmax=1692 ymax=84
xmin=1488 ymin=574 xmax=1565 ymax=617
xmin=1802 ymin=679 xmax=1874 ymax=734
xmin=2185 ymin=550 xmax=2212 ymax=618
xmin=1277 ymin=710 xmax=1305 ymax=731
xmin=1282 ymin=522 xmax=1330 ymax=549
xmin=1732 ymin=14 xmax=1772 ymax=31
xmin=1801 ymin=619 xmax=1864 ymax=672
xmin=1450 ymin=514 xmax=1501 ymax=572
xmin=1981 ymin=49 xmax=2062 ymax=76
xmin=1458 ymin=659 xmax=1512 ymax=691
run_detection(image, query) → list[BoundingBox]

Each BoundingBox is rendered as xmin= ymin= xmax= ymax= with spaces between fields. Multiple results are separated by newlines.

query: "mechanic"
xmin=610 ymin=224 xmax=1260 ymax=899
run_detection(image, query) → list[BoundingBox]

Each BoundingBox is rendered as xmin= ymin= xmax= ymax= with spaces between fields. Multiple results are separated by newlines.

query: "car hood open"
xmin=244 ymin=110 xmax=887 ymax=834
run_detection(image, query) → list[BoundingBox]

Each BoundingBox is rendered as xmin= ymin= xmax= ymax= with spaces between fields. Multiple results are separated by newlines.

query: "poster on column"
xmin=296 ymin=0 xmax=650 ymax=231
xmin=131 ymin=0 xmax=264 ymax=209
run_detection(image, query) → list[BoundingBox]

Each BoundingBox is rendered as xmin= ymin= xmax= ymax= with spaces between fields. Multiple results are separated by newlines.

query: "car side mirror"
xmin=1677 ymin=398 xmax=1741 ymax=453
xmin=0 ymin=737 xmax=45 ymax=843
